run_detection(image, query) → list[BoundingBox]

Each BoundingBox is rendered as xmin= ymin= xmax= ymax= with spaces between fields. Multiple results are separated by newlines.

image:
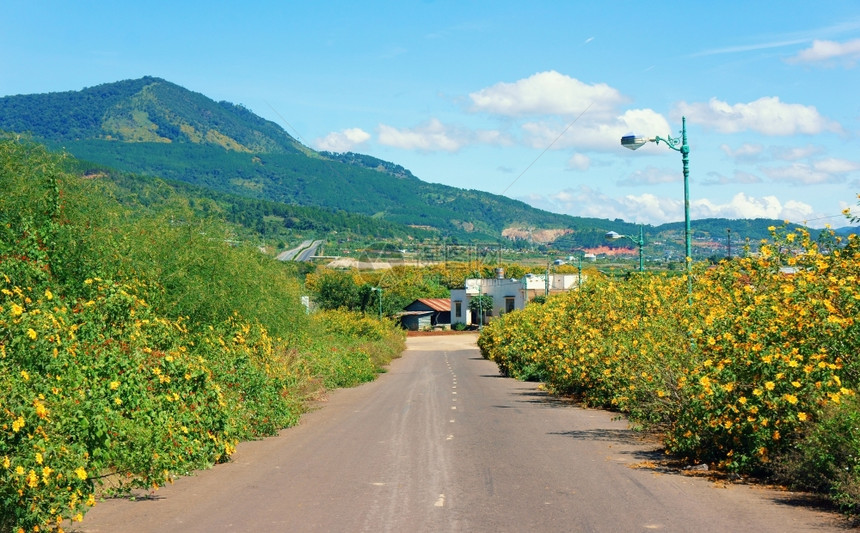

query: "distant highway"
xmin=276 ymin=239 xmax=324 ymax=262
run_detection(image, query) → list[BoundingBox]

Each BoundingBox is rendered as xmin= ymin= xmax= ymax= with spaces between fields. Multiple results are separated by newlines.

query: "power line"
xmin=264 ymin=100 xmax=306 ymax=144
xmin=499 ymin=103 xmax=592 ymax=197
xmin=792 ymin=211 xmax=855 ymax=226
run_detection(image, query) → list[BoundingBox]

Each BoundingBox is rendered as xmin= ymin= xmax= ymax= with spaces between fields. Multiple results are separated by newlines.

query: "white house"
xmin=450 ymin=272 xmax=583 ymax=327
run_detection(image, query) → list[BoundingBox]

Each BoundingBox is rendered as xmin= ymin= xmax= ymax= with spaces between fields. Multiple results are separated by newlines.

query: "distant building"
xmin=400 ymin=298 xmax=452 ymax=331
xmin=450 ymin=272 xmax=583 ymax=327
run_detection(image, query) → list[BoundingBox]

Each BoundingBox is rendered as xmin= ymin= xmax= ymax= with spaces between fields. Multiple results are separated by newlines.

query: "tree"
xmin=468 ymin=294 xmax=493 ymax=323
xmin=309 ymin=270 xmax=362 ymax=311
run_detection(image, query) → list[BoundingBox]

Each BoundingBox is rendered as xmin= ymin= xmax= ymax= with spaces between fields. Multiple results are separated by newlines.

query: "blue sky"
xmin=3 ymin=1 xmax=860 ymax=228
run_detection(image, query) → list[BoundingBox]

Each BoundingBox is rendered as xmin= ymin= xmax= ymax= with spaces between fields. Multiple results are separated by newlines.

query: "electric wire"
xmin=264 ymin=100 xmax=306 ymax=144
xmin=499 ymin=103 xmax=592 ymax=196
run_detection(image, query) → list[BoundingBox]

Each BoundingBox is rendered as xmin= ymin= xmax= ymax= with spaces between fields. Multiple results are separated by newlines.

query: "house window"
xmin=454 ymin=300 xmax=462 ymax=318
xmin=505 ymin=297 xmax=515 ymax=313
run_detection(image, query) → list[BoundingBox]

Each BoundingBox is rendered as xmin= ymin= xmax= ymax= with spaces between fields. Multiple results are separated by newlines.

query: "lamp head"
xmin=620 ymin=134 xmax=649 ymax=150
xmin=605 ymin=231 xmax=622 ymax=241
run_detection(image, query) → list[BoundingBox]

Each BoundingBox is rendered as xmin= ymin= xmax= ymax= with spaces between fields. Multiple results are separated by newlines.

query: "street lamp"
xmin=605 ymin=226 xmax=644 ymax=272
xmin=621 ymin=116 xmax=692 ymax=299
xmin=370 ymin=286 xmax=383 ymax=319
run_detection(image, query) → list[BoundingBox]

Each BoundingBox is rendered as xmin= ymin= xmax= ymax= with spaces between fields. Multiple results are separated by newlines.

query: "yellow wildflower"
xmin=12 ymin=416 xmax=25 ymax=432
xmin=765 ymin=381 xmax=775 ymax=391
xmin=34 ymin=400 xmax=48 ymax=419
xmin=74 ymin=467 xmax=87 ymax=480
xmin=798 ymin=412 xmax=808 ymax=421
xmin=109 ymin=381 xmax=120 ymax=390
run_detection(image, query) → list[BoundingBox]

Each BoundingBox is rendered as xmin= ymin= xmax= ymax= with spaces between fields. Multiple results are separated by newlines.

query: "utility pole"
xmin=727 ymin=228 xmax=732 ymax=259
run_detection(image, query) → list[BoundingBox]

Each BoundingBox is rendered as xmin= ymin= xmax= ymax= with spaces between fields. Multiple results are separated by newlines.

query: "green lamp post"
xmin=605 ymin=225 xmax=644 ymax=272
xmin=621 ymin=117 xmax=691 ymax=299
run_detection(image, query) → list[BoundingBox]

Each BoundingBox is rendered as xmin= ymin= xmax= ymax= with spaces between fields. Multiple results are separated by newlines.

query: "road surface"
xmin=76 ymin=334 xmax=842 ymax=532
xmin=276 ymin=240 xmax=323 ymax=262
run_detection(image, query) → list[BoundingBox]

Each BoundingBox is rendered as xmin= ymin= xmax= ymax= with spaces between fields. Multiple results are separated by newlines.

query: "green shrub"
xmin=774 ymin=394 xmax=860 ymax=514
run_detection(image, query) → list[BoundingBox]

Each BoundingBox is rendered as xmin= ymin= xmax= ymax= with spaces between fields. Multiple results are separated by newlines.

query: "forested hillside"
xmin=0 ymin=77 xmax=830 ymax=249
xmin=60 ymin=158 xmax=431 ymax=246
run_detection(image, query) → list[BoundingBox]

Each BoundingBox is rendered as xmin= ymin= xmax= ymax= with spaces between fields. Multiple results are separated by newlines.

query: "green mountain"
xmin=0 ymin=77 xmax=836 ymax=251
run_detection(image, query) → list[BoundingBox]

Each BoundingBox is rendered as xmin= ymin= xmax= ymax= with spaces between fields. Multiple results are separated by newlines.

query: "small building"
xmin=450 ymin=273 xmax=584 ymax=327
xmin=400 ymin=298 xmax=452 ymax=331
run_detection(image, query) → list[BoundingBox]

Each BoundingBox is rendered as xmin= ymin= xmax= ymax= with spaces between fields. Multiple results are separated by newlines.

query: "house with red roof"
xmin=400 ymin=298 xmax=452 ymax=331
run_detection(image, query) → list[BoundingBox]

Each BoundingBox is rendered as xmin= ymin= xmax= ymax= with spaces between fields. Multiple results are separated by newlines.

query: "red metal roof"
xmin=415 ymin=298 xmax=451 ymax=312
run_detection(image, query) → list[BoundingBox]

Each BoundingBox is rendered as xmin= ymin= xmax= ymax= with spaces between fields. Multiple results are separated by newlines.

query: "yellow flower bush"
xmin=1 ymin=136 xmax=405 ymax=532
xmin=480 ymin=223 xmax=860 ymax=503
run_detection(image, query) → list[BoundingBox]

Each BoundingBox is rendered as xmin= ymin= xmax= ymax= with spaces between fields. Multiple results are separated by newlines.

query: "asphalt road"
xmin=276 ymin=239 xmax=323 ymax=262
xmin=76 ymin=334 xmax=843 ymax=532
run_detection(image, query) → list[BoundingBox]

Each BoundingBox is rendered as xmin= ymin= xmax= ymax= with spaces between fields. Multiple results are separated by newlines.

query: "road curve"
xmin=76 ymin=334 xmax=842 ymax=532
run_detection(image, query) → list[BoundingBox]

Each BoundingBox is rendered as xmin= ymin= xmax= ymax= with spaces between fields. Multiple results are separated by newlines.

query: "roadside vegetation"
xmin=0 ymin=137 xmax=404 ymax=532
xmin=479 ymin=208 xmax=860 ymax=516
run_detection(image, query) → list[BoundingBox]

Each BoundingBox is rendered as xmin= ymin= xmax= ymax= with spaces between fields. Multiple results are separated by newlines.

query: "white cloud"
xmin=787 ymin=38 xmax=860 ymax=67
xmin=469 ymin=70 xmax=625 ymax=117
xmin=567 ymin=153 xmax=590 ymax=171
xmin=521 ymin=187 xmax=827 ymax=227
xmin=675 ymin=97 xmax=842 ymax=136
xmin=702 ymin=170 xmax=762 ymax=186
xmin=617 ymin=108 xmax=674 ymax=139
xmin=693 ymin=38 xmax=810 ymax=57
xmin=618 ymin=166 xmax=678 ymax=186
xmin=761 ymin=163 xmax=830 ymax=185
xmin=377 ymin=119 xmax=463 ymax=152
xmin=522 ymin=186 xmax=680 ymax=225
xmin=771 ymin=144 xmax=824 ymax=161
xmin=377 ymin=119 xmax=508 ymax=152
xmin=760 ymin=158 xmax=859 ymax=185
xmin=518 ymin=108 xmax=671 ymax=151
xmin=814 ymin=157 xmax=860 ymax=174
xmin=719 ymin=143 xmax=763 ymax=162
xmin=313 ymin=128 xmax=371 ymax=152
xmin=694 ymin=194 xmax=822 ymax=225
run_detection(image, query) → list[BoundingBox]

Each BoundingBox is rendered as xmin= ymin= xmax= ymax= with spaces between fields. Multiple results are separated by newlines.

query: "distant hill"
xmin=0 ymin=77 xmax=824 ymax=251
xmin=0 ymin=76 xmax=308 ymax=154
xmin=835 ymin=225 xmax=860 ymax=237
